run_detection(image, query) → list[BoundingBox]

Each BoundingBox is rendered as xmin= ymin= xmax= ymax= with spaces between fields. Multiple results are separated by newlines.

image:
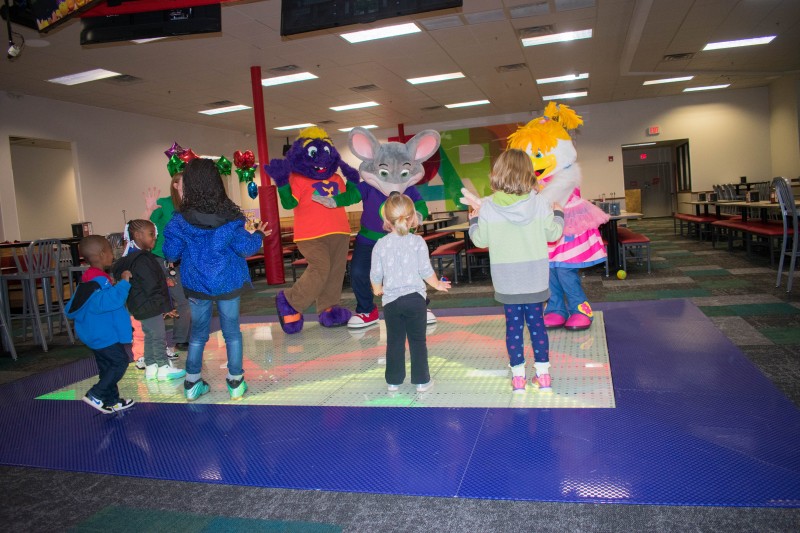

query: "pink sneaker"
xmin=533 ymin=373 xmax=552 ymax=391
xmin=543 ymin=313 xmax=566 ymax=329
xmin=511 ymin=376 xmax=526 ymax=393
xmin=564 ymin=313 xmax=592 ymax=330
xmin=348 ymin=307 xmax=380 ymax=328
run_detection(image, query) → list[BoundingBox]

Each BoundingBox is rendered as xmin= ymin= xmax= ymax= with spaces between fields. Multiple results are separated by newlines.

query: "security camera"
xmin=7 ymin=42 xmax=21 ymax=58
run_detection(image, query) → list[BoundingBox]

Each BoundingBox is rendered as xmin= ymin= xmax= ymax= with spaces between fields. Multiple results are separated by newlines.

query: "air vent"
xmin=518 ymin=25 xmax=554 ymax=39
xmin=350 ymin=84 xmax=380 ymax=93
xmin=421 ymin=105 xmax=444 ymax=111
xmin=207 ymin=100 xmax=235 ymax=107
xmin=663 ymin=52 xmax=695 ymax=61
xmin=105 ymin=74 xmax=143 ymax=84
xmin=268 ymin=64 xmax=300 ymax=73
xmin=496 ymin=63 xmax=528 ymax=73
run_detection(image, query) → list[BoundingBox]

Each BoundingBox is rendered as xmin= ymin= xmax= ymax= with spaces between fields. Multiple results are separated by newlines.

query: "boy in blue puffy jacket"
xmin=66 ymin=235 xmax=135 ymax=414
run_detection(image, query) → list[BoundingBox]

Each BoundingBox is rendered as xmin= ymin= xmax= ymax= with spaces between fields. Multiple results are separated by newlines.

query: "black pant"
xmin=88 ymin=343 xmax=129 ymax=406
xmin=384 ymin=293 xmax=430 ymax=386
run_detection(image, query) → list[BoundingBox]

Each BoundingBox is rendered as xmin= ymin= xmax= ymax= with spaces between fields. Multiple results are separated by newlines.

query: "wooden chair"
xmin=773 ymin=177 xmax=798 ymax=292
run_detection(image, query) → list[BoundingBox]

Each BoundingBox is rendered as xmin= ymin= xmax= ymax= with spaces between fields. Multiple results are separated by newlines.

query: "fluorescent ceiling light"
xmin=330 ymin=101 xmax=379 ymax=111
xmin=542 ymin=91 xmax=587 ymax=101
xmin=132 ymin=37 xmax=167 ymax=44
xmin=683 ymin=84 xmax=730 ymax=92
xmin=643 ymin=76 xmax=694 ymax=85
xmin=262 ymin=72 xmax=318 ymax=86
xmin=274 ymin=123 xmax=316 ymax=131
xmin=199 ymin=105 xmax=252 ymax=115
xmin=341 ymin=22 xmax=420 ymax=43
xmin=621 ymin=142 xmax=657 ymax=148
xmin=536 ymin=73 xmax=589 ymax=85
xmin=339 ymin=125 xmax=378 ymax=132
xmin=407 ymin=72 xmax=465 ymax=85
xmin=522 ymin=29 xmax=592 ymax=47
xmin=47 ymin=68 xmax=121 ymax=86
xmin=445 ymin=100 xmax=490 ymax=109
xmin=703 ymin=35 xmax=775 ymax=51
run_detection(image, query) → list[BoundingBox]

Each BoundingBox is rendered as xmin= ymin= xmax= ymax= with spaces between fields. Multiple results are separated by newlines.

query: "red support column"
xmin=250 ymin=66 xmax=284 ymax=284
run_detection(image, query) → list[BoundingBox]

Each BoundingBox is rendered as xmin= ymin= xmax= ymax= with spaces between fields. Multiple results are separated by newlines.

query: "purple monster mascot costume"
xmin=265 ymin=127 xmax=358 ymax=334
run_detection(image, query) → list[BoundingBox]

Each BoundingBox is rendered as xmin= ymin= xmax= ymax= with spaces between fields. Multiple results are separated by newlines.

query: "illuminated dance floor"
xmin=1 ymin=300 xmax=798 ymax=507
xmin=40 ymin=313 xmax=614 ymax=409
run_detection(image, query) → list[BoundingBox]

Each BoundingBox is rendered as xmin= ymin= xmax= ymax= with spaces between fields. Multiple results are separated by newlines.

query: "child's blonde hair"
xmin=382 ymin=193 xmax=418 ymax=236
xmin=490 ymin=149 xmax=537 ymax=196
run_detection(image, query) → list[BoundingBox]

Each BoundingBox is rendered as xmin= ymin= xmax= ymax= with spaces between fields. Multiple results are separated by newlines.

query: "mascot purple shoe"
xmin=265 ymin=127 xmax=357 ymax=334
xmin=312 ymin=127 xmax=441 ymax=329
xmin=507 ymin=103 xmax=609 ymax=331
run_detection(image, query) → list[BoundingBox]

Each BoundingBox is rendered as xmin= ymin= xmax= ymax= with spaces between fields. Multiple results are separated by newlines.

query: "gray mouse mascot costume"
xmin=312 ymin=127 xmax=441 ymax=328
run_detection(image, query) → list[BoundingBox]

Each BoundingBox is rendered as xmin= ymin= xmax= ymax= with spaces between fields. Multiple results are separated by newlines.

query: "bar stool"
xmin=0 ymin=276 xmax=16 ymax=360
xmin=5 ymin=239 xmax=75 ymax=352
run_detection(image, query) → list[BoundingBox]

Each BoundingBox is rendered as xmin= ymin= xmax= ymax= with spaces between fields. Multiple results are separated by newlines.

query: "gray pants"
xmin=140 ymin=314 xmax=168 ymax=367
xmin=160 ymin=259 xmax=191 ymax=344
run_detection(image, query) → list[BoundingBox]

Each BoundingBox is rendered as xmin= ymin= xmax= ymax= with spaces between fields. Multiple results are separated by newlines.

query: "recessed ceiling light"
xmin=683 ymin=84 xmax=730 ymax=92
xmin=522 ymin=29 xmax=592 ymax=47
xmin=262 ymin=72 xmax=318 ymax=86
xmin=340 ymin=22 xmax=420 ymax=43
xmin=330 ymin=101 xmax=379 ymax=111
xmin=703 ymin=36 xmax=775 ymax=51
xmin=536 ymin=73 xmax=589 ymax=84
xmin=131 ymin=37 xmax=168 ymax=44
xmin=643 ymin=76 xmax=694 ymax=85
xmin=542 ymin=91 xmax=587 ymax=101
xmin=199 ymin=105 xmax=252 ymax=115
xmin=47 ymin=69 xmax=121 ymax=86
xmin=445 ymin=100 xmax=490 ymax=109
xmin=407 ymin=72 xmax=465 ymax=85
xmin=339 ymin=125 xmax=379 ymax=132
xmin=274 ymin=123 xmax=316 ymax=131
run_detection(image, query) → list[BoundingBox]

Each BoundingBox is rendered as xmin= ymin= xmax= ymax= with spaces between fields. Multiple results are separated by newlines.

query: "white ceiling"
xmin=2 ymin=0 xmax=799 ymax=140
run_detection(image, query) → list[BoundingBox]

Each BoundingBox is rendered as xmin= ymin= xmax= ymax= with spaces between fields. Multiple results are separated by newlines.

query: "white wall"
xmin=1 ymin=85 xmax=792 ymax=237
xmin=11 ymin=144 xmax=79 ymax=240
xmin=769 ymin=77 xmax=800 ymax=179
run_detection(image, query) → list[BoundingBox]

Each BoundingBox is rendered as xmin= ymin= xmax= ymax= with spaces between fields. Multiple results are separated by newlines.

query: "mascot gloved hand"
xmin=312 ymin=126 xmax=441 ymax=329
xmin=265 ymin=126 xmax=354 ymax=334
xmin=507 ymin=102 xmax=609 ymax=331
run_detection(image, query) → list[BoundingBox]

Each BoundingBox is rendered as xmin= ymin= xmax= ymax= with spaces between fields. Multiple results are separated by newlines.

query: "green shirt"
xmin=149 ymin=196 xmax=175 ymax=259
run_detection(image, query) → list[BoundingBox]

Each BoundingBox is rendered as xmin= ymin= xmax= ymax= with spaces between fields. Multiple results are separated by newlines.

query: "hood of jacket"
xmin=488 ymin=191 xmax=540 ymax=224
xmin=181 ymin=209 xmax=242 ymax=230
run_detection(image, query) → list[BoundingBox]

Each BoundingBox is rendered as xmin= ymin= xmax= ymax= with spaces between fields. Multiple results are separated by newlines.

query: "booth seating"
xmin=430 ymin=240 xmax=465 ymax=284
xmin=617 ymin=227 xmax=651 ymax=274
xmin=465 ymin=246 xmax=489 ymax=283
xmin=711 ymin=219 xmax=784 ymax=265
xmin=673 ymin=213 xmax=718 ymax=240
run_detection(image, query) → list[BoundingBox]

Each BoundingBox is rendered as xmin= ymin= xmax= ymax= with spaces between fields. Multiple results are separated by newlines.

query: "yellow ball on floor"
xmin=617 ymin=270 xmax=627 ymax=280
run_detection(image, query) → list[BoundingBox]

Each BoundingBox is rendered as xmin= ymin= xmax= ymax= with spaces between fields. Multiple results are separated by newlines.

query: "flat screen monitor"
xmin=1 ymin=0 xmax=105 ymax=33
xmin=280 ymin=0 xmax=463 ymax=37
xmin=80 ymin=4 xmax=221 ymax=45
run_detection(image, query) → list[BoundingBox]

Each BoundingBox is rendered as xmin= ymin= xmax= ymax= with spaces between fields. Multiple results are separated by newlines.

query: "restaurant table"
xmin=601 ymin=212 xmax=644 ymax=273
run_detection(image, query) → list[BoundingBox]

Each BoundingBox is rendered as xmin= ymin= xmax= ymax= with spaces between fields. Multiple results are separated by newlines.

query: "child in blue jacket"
xmin=164 ymin=158 xmax=269 ymax=401
xmin=66 ymin=235 xmax=135 ymax=414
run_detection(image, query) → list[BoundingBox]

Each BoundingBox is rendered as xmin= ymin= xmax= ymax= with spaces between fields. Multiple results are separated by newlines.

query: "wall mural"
xmin=415 ymin=123 xmax=518 ymax=212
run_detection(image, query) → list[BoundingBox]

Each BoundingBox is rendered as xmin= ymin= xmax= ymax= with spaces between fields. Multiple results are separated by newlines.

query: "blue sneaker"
xmin=184 ymin=379 xmax=209 ymax=401
xmin=82 ymin=393 xmax=113 ymax=414
xmin=226 ymin=378 xmax=248 ymax=400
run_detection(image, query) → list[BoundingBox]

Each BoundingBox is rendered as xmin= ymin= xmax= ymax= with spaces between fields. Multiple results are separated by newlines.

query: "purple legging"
xmin=504 ymin=303 xmax=549 ymax=368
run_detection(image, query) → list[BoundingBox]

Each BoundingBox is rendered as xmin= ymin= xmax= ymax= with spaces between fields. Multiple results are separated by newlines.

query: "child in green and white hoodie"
xmin=468 ymin=149 xmax=564 ymax=393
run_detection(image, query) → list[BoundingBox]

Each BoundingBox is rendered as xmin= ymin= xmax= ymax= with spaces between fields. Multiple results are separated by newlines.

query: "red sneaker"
xmin=347 ymin=307 xmax=380 ymax=328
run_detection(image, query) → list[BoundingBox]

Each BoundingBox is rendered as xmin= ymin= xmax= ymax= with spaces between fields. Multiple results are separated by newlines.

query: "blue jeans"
xmin=546 ymin=267 xmax=589 ymax=318
xmin=186 ymin=297 xmax=243 ymax=376
xmin=349 ymin=240 xmax=376 ymax=314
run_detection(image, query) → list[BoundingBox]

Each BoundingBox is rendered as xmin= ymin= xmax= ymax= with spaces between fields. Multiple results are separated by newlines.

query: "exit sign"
xmin=640 ymin=153 xmax=647 ymax=160
xmin=648 ymin=126 xmax=660 ymax=135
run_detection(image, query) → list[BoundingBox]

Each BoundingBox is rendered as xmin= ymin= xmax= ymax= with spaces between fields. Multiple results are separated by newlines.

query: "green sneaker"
xmin=184 ymin=379 xmax=209 ymax=401
xmin=227 ymin=378 xmax=248 ymax=400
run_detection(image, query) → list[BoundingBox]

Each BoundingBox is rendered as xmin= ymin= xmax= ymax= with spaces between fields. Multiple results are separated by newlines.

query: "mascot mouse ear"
xmin=405 ymin=130 xmax=441 ymax=162
xmin=349 ymin=127 xmax=381 ymax=162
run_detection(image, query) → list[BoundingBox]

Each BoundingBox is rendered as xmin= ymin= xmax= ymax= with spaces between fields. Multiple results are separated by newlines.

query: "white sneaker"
xmin=166 ymin=346 xmax=179 ymax=360
xmin=387 ymin=384 xmax=400 ymax=392
xmin=145 ymin=363 xmax=158 ymax=380
xmin=158 ymin=360 xmax=187 ymax=381
xmin=416 ymin=380 xmax=434 ymax=392
xmin=426 ymin=309 xmax=437 ymax=324
xmin=135 ymin=357 xmax=146 ymax=370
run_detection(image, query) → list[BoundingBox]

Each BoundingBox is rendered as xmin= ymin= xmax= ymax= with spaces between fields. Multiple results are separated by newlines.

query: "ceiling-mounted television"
xmin=0 ymin=0 xmax=105 ymax=33
xmin=80 ymin=4 xmax=221 ymax=45
xmin=280 ymin=0 xmax=463 ymax=37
